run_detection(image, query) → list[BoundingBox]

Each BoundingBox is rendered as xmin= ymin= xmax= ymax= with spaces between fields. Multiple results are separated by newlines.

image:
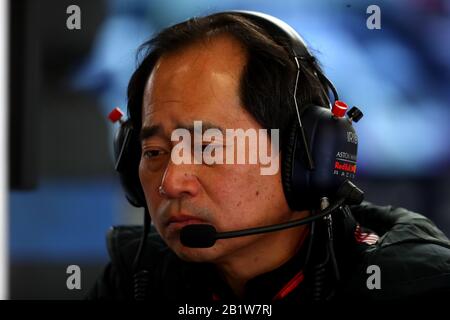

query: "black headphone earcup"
xmin=282 ymin=106 xmax=360 ymax=211
xmin=281 ymin=120 xmax=299 ymax=211
xmin=281 ymin=114 xmax=316 ymax=211
xmin=114 ymin=119 xmax=146 ymax=208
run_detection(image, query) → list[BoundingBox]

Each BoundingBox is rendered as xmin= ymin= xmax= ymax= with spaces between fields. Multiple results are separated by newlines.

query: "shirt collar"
xmin=206 ymin=232 xmax=312 ymax=302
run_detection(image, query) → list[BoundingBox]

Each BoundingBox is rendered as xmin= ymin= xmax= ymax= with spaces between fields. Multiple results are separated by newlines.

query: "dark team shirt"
xmin=87 ymin=202 xmax=450 ymax=303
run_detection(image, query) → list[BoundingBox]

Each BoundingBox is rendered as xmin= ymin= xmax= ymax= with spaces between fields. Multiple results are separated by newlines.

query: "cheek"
xmin=215 ymin=167 xmax=255 ymax=201
xmin=211 ymin=165 xmax=287 ymax=228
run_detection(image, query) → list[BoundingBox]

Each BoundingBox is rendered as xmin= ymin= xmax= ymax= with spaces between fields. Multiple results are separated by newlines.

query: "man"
xmin=89 ymin=12 xmax=450 ymax=303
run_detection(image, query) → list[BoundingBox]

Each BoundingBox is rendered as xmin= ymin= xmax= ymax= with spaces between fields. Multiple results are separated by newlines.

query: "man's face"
xmin=139 ymin=34 xmax=296 ymax=263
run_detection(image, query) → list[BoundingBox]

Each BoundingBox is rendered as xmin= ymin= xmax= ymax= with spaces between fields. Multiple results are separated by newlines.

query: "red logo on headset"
xmin=334 ymin=161 xmax=357 ymax=173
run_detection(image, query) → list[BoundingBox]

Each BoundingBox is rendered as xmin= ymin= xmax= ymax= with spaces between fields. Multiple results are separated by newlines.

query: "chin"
xmin=174 ymin=245 xmax=220 ymax=263
xmin=163 ymin=235 xmax=225 ymax=262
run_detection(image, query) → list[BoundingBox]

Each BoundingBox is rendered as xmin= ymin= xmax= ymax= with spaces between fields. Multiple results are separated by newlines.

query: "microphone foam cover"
xmin=180 ymin=224 xmax=217 ymax=248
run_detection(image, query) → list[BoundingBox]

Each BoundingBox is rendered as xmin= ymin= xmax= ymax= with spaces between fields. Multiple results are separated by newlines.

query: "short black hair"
xmin=127 ymin=12 xmax=329 ymax=144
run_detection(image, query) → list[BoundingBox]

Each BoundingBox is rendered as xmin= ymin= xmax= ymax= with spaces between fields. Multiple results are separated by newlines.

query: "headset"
xmin=112 ymin=10 xmax=363 ymax=212
xmin=109 ymin=10 xmax=365 ymax=301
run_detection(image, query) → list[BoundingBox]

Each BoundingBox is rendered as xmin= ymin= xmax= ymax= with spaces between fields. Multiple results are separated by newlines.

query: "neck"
xmin=215 ymin=211 xmax=310 ymax=299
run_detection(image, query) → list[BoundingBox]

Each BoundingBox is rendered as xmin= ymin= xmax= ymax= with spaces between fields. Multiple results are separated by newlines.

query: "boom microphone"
xmin=180 ymin=180 xmax=364 ymax=248
xmin=180 ymin=197 xmax=346 ymax=248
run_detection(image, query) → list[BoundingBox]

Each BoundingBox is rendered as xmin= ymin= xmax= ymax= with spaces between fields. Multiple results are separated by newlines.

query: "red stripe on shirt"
xmin=272 ymin=270 xmax=305 ymax=301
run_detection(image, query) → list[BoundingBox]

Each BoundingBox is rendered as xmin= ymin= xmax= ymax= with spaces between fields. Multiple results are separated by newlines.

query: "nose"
xmin=159 ymin=161 xmax=201 ymax=199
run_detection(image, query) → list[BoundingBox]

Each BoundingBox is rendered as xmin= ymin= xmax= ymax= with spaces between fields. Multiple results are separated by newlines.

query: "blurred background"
xmin=8 ymin=0 xmax=450 ymax=299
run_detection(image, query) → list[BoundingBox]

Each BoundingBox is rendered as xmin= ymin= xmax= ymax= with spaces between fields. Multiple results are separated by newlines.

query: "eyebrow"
xmin=181 ymin=122 xmax=226 ymax=135
xmin=140 ymin=121 xmax=226 ymax=142
xmin=140 ymin=125 xmax=164 ymax=142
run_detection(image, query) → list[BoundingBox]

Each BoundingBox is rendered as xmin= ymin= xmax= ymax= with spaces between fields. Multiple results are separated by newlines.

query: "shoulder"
xmin=87 ymin=225 xmax=182 ymax=300
xmin=106 ymin=225 xmax=170 ymax=276
xmin=343 ymin=202 xmax=450 ymax=301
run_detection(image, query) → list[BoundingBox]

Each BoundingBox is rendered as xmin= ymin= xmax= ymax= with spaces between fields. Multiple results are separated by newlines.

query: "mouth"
xmin=166 ymin=214 xmax=208 ymax=230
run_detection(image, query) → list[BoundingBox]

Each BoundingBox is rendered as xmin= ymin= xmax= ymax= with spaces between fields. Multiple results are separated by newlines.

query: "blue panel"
xmin=9 ymin=179 xmax=124 ymax=262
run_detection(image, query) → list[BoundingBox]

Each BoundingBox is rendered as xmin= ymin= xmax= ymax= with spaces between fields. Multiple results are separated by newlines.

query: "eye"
xmin=191 ymin=144 xmax=212 ymax=154
xmin=197 ymin=143 xmax=222 ymax=154
xmin=143 ymin=149 xmax=167 ymax=159
xmin=201 ymin=141 xmax=224 ymax=149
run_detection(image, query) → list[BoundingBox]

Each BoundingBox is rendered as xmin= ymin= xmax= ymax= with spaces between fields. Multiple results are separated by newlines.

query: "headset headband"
xmin=226 ymin=10 xmax=311 ymax=57
xmin=226 ymin=10 xmax=339 ymax=103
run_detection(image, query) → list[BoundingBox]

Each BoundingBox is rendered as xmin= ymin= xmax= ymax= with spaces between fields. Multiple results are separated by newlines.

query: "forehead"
xmin=141 ymin=34 xmax=249 ymax=129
